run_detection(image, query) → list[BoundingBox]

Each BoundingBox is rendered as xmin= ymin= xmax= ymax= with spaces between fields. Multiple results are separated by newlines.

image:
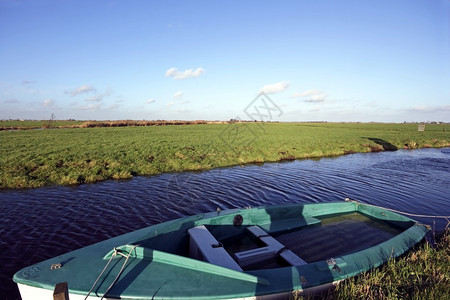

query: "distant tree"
xmin=43 ymin=113 xmax=56 ymax=128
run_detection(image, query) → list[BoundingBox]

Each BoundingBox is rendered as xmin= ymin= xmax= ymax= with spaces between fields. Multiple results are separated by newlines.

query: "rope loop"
xmin=84 ymin=245 xmax=138 ymax=300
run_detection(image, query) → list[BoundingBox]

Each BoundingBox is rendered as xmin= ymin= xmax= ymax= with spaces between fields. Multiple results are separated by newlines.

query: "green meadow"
xmin=0 ymin=122 xmax=449 ymax=189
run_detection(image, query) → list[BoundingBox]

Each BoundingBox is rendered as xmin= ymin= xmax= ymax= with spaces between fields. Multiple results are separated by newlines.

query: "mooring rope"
xmin=100 ymin=244 xmax=138 ymax=300
xmin=84 ymin=244 xmax=138 ymax=300
xmin=84 ymin=248 xmax=117 ymax=300
xmin=345 ymin=198 xmax=450 ymax=220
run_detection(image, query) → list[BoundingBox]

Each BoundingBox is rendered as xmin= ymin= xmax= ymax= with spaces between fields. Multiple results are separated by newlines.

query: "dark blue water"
xmin=1 ymin=148 xmax=449 ymax=299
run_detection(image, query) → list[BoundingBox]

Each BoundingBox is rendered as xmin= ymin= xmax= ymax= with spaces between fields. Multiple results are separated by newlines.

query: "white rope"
xmin=345 ymin=198 xmax=450 ymax=219
xmin=84 ymin=245 xmax=138 ymax=300
xmin=100 ymin=244 xmax=138 ymax=300
xmin=84 ymin=248 xmax=118 ymax=300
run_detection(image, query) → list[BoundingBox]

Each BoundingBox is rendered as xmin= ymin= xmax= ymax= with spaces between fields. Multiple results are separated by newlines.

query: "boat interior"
xmin=136 ymin=210 xmax=412 ymax=271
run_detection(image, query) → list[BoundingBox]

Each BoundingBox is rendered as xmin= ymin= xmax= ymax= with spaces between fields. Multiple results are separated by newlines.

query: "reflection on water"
xmin=0 ymin=148 xmax=449 ymax=299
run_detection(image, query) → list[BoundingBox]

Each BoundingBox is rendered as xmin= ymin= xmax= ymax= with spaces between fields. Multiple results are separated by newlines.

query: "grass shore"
xmin=295 ymin=228 xmax=450 ymax=299
xmin=0 ymin=122 xmax=449 ymax=189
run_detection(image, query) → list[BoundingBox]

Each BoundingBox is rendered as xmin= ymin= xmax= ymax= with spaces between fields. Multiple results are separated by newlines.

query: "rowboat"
xmin=14 ymin=200 xmax=429 ymax=299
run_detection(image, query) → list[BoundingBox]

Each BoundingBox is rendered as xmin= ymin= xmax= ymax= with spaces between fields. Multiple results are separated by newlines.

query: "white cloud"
xmin=410 ymin=106 xmax=428 ymax=112
xmin=75 ymin=103 xmax=102 ymax=111
xmin=85 ymin=95 xmax=103 ymax=102
xmin=176 ymin=108 xmax=192 ymax=114
xmin=43 ymin=99 xmax=55 ymax=107
xmin=290 ymin=92 xmax=303 ymax=98
xmin=165 ymin=67 xmax=205 ymax=80
xmin=68 ymin=85 xmax=96 ymax=97
xmin=309 ymin=107 xmax=321 ymax=112
xmin=291 ymin=89 xmax=328 ymax=103
xmin=167 ymin=101 xmax=174 ymax=107
xmin=409 ymin=105 xmax=450 ymax=113
xmin=174 ymin=91 xmax=183 ymax=99
xmin=261 ymin=81 xmax=290 ymax=94
xmin=4 ymin=99 xmax=18 ymax=104
xmin=291 ymin=89 xmax=322 ymax=98
xmin=165 ymin=68 xmax=177 ymax=77
xmin=146 ymin=98 xmax=156 ymax=104
xmin=305 ymin=93 xmax=327 ymax=103
xmin=85 ymin=88 xmax=112 ymax=102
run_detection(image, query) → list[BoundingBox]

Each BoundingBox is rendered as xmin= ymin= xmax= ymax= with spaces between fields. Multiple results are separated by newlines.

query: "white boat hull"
xmin=17 ymin=283 xmax=115 ymax=300
xmin=17 ymin=281 xmax=338 ymax=300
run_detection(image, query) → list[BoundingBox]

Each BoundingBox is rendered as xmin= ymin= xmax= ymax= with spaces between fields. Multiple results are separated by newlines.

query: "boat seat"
xmin=233 ymin=226 xmax=307 ymax=267
xmin=188 ymin=225 xmax=243 ymax=271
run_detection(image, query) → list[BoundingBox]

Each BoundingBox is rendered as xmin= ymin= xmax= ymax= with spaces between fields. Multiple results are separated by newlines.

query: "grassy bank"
xmin=0 ymin=122 xmax=449 ymax=189
xmin=294 ymin=228 xmax=450 ymax=299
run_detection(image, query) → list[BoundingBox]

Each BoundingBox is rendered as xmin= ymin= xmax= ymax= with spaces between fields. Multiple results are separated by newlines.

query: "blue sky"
xmin=1 ymin=0 xmax=449 ymax=122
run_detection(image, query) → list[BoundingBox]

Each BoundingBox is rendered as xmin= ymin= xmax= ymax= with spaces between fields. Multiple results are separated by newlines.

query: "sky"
xmin=0 ymin=0 xmax=449 ymax=122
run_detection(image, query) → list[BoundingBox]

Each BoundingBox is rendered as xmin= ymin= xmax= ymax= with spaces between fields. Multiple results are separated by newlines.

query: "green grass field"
xmin=0 ymin=122 xmax=449 ymax=189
